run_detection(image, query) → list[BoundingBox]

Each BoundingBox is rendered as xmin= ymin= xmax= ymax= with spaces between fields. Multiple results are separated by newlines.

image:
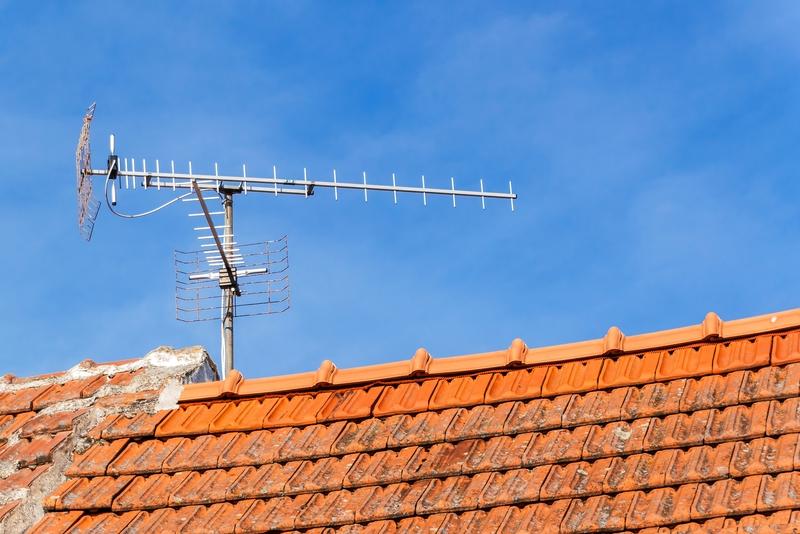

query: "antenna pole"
xmin=222 ymin=192 xmax=235 ymax=376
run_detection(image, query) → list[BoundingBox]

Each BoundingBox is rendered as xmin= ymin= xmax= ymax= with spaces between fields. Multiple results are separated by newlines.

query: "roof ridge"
xmin=180 ymin=307 xmax=800 ymax=402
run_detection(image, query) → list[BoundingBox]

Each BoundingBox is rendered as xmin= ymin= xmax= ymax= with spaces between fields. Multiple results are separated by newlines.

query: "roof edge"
xmin=180 ymin=307 xmax=800 ymax=402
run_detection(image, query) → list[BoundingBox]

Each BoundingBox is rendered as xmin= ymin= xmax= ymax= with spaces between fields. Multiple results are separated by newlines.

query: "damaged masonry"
xmin=0 ymin=347 xmax=216 ymax=533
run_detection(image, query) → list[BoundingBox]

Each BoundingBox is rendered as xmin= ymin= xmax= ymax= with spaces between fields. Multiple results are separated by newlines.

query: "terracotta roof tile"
xmin=729 ymin=435 xmax=798 ymax=477
xmin=18 ymin=408 xmax=88 ymax=438
xmin=209 ymin=398 xmax=278 ymax=433
xmin=604 ymin=450 xmax=673 ymax=493
xmin=67 ymin=510 xmax=143 ymax=533
xmin=236 ymin=496 xmax=310 ymax=532
xmin=477 ymin=467 xmax=549 ymax=508
xmin=583 ymin=420 xmax=650 ymax=459
xmin=562 ymin=493 xmax=636 ymax=534
xmin=620 ymin=379 xmax=686 ymax=420
xmin=598 ymin=352 xmax=660 ymax=389
xmin=96 ymin=411 xmax=169 ymax=440
xmin=46 ymin=475 xmax=133 ymax=511
xmin=262 ymin=392 xmax=331 ymax=428
xmin=0 ymin=384 xmax=52 ymax=415
xmin=767 ymin=397 xmax=800 ymax=436
xmin=331 ymin=418 xmax=391 ymax=455
xmin=0 ymin=411 xmax=34 ymax=441
xmin=772 ymin=331 xmax=800 ymax=365
xmin=562 ymin=388 xmax=628 ymax=427
xmin=372 ymin=380 xmax=437 ymax=417
xmin=522 ymin=426 xmax=591 ymax=467
xmin=539 ymin=459 xmax=612 ymax=500
xmin=0 ymin=463 xmax=49 ymax=494
xmin=66 ymin=438 xmax=129 ymax=477
xmin=344 ymin=447 xmax=418 ymax=489
xmin=757 ymin=472 xmax=800 ymax=512
xmin=154 ymin=402 xmax=227 ymax=437
xmin=704 ymin=402 xmax=769 ymax=443
xmin=464 ymin=434 xmax=530 ymax=473
xmin=32 ymin=375 xmax=106 ymax=410
xmin=111 ymin=472 xmax=190 ymax=511
xmin=316 ymin=387 xmax=384 ymax=423
xmin=0 ymin=430 xmax=70 ymax=468
xmin=655 ymin=345 xmax=715 ymax=381
xmin=295 ymin=490 xmax=363 ymax=528
xmin=27 ymin=511 xmax=83 ymax=534
xmin=503 ymin=395 xmax=571 ymax=435
xmin=541 ymin=359 xmax=602 ymax=397
xmin=626 ymin=485 xmax=698 ymax=529
xmin=354 ymin=481 xmax=431 ymax=522
xmin=444 ymin=402 xmax=513 ymax=441
xmin=714 ymin=336 xmax=772 ymax=372
xmin=643 ymin=411 xmax=710 ymax=451
xmin=285 ymin=454 xmax=359 ymax=495
xmin=0 ymin=500 xmax=19 ymax=523
xmin=664 ymin=443 xmax=734 ymax=485
xmin=403 ymin=440 xmax=479 ymax=480
xmin=275 ymin=421 xmax=347 ymax=462
xmin=690 ymin=476 xmax=762 ymax=520
xmin=107 ymin=437 xmax=182 ymax=475
xmin=498 ymin=500 xmax=571 ymax=532
xmin=679 ymin=372 xmax=744 ymax=413
xmin=739 ymin=363 xmax=800 ymax=404
xmin=216 ymin=430 xmax=276 ymax=469
xmin=415 ymin=474 xmax=488 ymax=514
xmin=428 ymin=375 xmax=492 ymax=410
xmin=227 ymin=462 xmax=300 ymax=500
xmin=170 ymin=468 xmax=243 ymax=506
xmin=484 ymin=367 xmax=546 ymax=404
xmin=386 ymin=409 xmax=458 ymax=448
xmin=162 ymin=432 xmax=240 ymax=473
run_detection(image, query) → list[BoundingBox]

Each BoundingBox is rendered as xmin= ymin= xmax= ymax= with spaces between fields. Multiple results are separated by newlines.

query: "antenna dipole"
xmin=76 ymin=104 xmax=518 ymax=377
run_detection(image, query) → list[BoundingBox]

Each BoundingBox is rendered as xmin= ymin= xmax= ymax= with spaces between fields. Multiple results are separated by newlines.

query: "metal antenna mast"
xmin=75 ymin=103 xmax=518 ymax=378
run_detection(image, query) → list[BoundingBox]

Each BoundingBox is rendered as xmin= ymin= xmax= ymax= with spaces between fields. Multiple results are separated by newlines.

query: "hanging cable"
xmin=103 ymin=162 xmax=195 ymax=218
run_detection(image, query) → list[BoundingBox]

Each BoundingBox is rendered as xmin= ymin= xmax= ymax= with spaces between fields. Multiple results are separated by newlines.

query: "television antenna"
xmin=75 ymin=103 xmax=518 ymax=378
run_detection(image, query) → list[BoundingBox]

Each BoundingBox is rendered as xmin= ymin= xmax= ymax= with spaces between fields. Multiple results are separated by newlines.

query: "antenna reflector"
xmin=75 ymin=102 xmax=99 ymax=241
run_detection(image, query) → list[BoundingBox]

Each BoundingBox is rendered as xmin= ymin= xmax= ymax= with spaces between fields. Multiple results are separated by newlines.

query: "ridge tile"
xmin=372 ymin=381 xmax=437 ymax=417
xmin=484 ymin=367 xmax=547 ymax=404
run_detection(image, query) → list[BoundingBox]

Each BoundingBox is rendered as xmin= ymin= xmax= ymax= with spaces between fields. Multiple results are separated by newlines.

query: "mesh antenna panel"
xmin=75 ymin=102 xmax=99 ymax=240
xmin=76 ymin=103 xmax=518 ymax=377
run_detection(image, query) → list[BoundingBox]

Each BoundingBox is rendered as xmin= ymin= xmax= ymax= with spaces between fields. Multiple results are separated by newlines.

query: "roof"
xmin=0 ymin=346 xmax=216 ymax=533
xmin=22 ymin=308 xmax=800 ymax=532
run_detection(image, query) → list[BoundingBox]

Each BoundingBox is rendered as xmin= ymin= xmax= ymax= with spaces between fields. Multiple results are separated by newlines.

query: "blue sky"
xmin=1 ymin=2 xmax=799 ymax=379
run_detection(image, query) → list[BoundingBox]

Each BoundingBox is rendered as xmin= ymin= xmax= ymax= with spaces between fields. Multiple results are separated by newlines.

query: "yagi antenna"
xmin=75 ymin=103 xmax=519 ymax=378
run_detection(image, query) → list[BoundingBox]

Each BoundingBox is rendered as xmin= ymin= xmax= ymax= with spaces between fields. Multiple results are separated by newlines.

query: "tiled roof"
xmin=27 ymin=309 xmax=800 ymax=532
xmin=0 ymin=347 xmax=215 ymax=533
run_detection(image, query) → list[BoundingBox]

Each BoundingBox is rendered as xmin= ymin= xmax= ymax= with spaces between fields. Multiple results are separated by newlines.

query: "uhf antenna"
xmin=75 ymin=103 xmax=518 ymax=378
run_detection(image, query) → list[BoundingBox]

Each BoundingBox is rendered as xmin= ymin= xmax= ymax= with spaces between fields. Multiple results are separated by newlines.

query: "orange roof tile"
xmin=21 ymin=307 xmax=800 ymax=532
